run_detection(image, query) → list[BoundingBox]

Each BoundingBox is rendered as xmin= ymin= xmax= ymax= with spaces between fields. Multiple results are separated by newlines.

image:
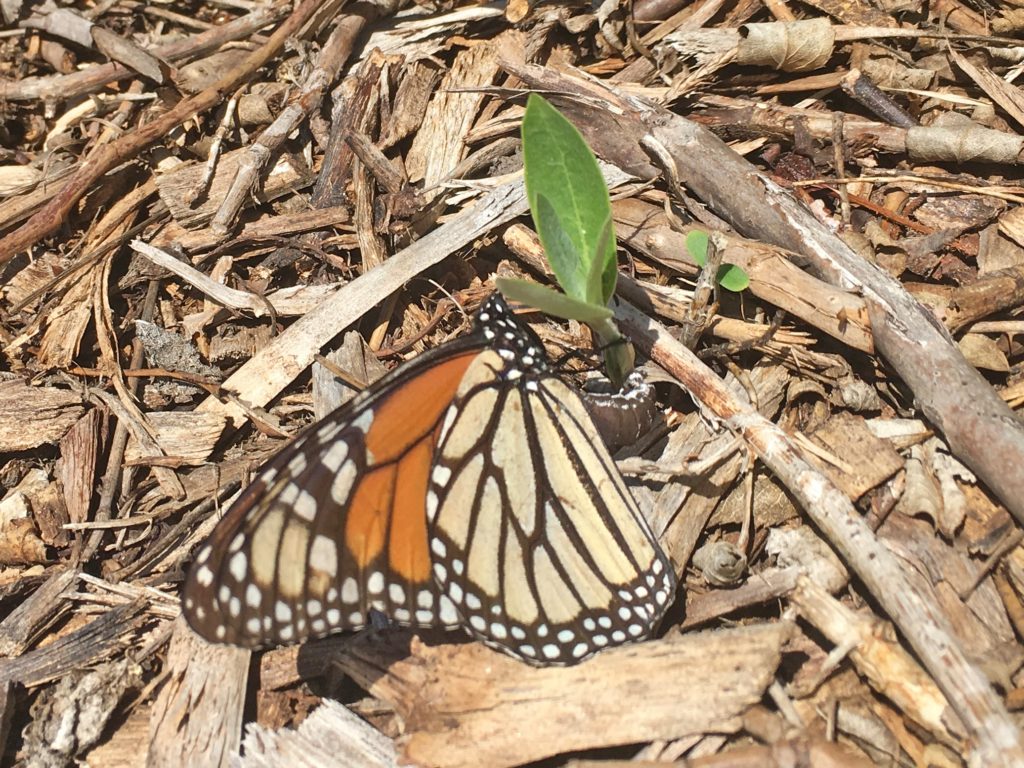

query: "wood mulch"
xmin=2 ymin=0 xmax=1024 ymax=766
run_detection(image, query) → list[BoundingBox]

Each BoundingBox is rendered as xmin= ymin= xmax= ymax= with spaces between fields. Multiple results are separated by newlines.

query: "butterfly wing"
xmin=182 ymin=341 xmax=483 ymax=647
xmin=426 ymin=349 xmax=677 ymax=665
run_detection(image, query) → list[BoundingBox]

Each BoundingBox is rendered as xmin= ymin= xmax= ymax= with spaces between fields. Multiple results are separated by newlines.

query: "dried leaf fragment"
xmin=736 ymin=19 xmax=835 ymax=73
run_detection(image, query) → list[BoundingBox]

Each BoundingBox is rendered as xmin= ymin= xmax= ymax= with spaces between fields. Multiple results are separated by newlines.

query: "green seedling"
xmin=684 ymin=230 xmax=750 ymax=292
xmin=497 ymin=94 xmax=632 ymax=385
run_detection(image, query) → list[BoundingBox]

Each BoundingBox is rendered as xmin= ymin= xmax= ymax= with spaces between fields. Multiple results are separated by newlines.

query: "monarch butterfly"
xmin=182 ymin=291 xmax=676 ymax=664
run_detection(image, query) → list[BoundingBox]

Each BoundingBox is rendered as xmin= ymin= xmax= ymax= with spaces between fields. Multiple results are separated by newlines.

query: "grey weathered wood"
xmin=0 ymin=568 xmax=77 ymax=658
xmin=0 ymin=599 xmax=146 ymax=687
xmin=147 ymin=618 xmax=250 ymax=768
xmin=234 ymin=699 xmax=398 ymax=768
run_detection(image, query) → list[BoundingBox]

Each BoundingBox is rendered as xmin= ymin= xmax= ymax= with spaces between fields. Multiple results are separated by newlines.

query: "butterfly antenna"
xmin=426 ymin=279 xmax=470 ymax=323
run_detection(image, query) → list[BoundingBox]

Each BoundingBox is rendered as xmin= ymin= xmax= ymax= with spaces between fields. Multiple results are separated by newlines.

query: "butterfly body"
xmin=183 ymin=293 xmax=675 ymax=665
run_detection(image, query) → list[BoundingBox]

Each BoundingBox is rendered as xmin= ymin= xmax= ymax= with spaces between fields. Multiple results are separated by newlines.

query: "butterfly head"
xmin=475 ymin=292 xmax=549 ymax=375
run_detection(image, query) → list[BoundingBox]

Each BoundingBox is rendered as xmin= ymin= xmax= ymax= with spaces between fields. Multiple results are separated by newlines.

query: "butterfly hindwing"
xmin=425 ymin=335 xmax=676 ymax=665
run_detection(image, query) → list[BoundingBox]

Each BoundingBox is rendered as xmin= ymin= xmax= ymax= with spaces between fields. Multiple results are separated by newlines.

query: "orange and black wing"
xmin=182 ymin=335 xmax=483 ymax=648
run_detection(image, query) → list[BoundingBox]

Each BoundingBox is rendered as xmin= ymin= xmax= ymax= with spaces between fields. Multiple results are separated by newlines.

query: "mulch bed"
xmin=2 ymin=0 xmax=1024 ymax=766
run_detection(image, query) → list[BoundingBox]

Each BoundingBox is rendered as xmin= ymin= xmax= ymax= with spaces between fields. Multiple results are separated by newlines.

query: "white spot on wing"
xmin=431 ymin=464 xmax=452 ymax=487
xmin=275 ymin=602 xmax=292 ymax=622
xmin=438 ymin=595 xmax=459 ymax=625
xmin=196 ymin=565 xmax=214 ymax=587
xmin=310 ymin=535 xmax=338 ymax=576
xmin=320 ymin=441 xmax=349 ymax=472
xmin=351 ymin=410 xmax=374 ymax=434
xmin=341 ymin=577 xmax=358 ymax=605
xmin=228 ymin=551 xmax=248 ymax=582
xmin=294 ymin=490 xmax=318 ymax=521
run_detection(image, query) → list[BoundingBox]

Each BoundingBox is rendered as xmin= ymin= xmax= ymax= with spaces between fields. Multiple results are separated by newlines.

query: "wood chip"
xmin=0 ymin=381 xmax=83 ymax=452
xmin=336 ymin=624 xmax=793 ymax=768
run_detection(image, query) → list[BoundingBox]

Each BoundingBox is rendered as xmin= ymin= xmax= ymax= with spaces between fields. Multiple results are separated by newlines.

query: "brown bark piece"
xmin=57 ymin=408 xmax=106 ymax=536
xmin=338 ymin=624 xmax=792 ymax=768
xmin=379 ymin=60 xmax=443 ymax=151
xmin=0 ymin=381 xmax=83 ymax=452
xmin=123 ymin=411 xmax=227 ymax=466
xmin=807 ymin=412 xmax=904 ymax=500
xmin=33 ymin=262 xmax=97 ymax=370
xmin=0 ymin=599 xmax=147 ymax=688
xmin=406 ymin=39 xmax=504 ymax=186
xmin=83 ymin=702 xmax=149 ymax=768
xmin=0 ymin=569 xmax=77 ymax=658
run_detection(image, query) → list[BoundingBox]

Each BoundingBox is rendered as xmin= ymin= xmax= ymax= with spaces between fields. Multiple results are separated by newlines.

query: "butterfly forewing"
xmin=426 ymin=337 xmax=676 ymax=665
xmin=182 ymin=345 xmax=479 ymax=647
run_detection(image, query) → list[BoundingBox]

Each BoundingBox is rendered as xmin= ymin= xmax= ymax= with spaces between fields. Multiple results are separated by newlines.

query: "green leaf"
xmin=586 ymin=214 xmax=615 ymax=305
xmin=522 ymin=94 xmax=617 ymax=305
xmin=717 ymin=264 xmax=750 ymax=292
xmin=535 ymin=194 xmax=582 ymax=287
xmin=686 ymin=230 xmax=710 ymax=267
xmin=685 ymin=229 xmax=750 ymax=293
xmin=495 ymin=277 xmax=613 ymax=325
